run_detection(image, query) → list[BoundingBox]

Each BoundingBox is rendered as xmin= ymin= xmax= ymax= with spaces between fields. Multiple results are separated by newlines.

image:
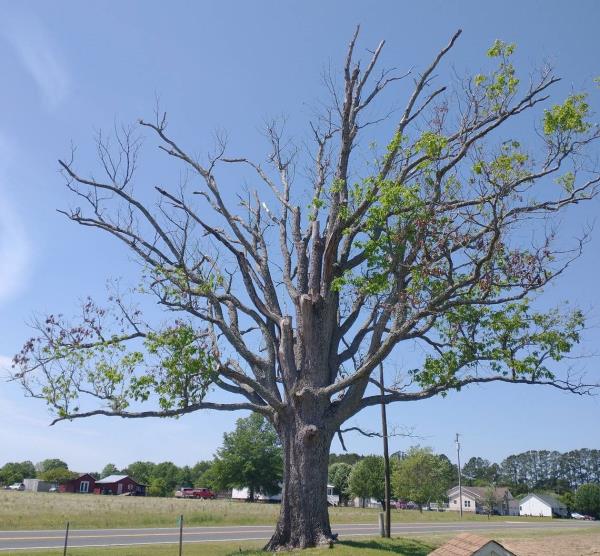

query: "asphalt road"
xmin=0 ymin=520 xmax=597 ymax=551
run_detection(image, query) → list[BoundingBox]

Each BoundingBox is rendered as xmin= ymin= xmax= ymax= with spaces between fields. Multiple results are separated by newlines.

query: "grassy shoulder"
xmin=0 ymin=491 xmax=551 ymax=531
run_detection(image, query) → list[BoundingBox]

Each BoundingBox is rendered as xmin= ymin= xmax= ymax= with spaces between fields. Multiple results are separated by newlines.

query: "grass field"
xmin=0 ymin=491 xmax=551 ymax=531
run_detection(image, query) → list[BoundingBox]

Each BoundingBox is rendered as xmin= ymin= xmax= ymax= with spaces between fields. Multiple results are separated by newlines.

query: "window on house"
xmin=79 ymin=481 xmax=89 ymax=493
xmin=453 ymin=500 xmax=457 ymax=504
xmin=465 ymin=500 xmax=471 ymax=507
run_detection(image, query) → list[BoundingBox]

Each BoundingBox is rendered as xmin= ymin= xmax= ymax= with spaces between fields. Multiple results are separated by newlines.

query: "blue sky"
xmin=0 ymin=0 xmax=599 ymax=472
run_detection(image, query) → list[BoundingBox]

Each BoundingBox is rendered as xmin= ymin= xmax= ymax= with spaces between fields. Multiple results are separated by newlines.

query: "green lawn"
xmin=0 ymin=538 xmax=438 ymax=556
xmin=0 ymin=491 xmax=550 ymax=531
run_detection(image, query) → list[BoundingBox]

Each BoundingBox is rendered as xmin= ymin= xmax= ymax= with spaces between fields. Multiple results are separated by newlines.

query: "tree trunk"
xmin=265 ymin=417 xmax=335 ymax=550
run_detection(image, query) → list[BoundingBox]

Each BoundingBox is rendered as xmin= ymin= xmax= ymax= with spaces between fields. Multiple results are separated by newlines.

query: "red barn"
xmin=94 ymin=474 xmax=146 ymax=496
xmin=60 ymin=473 xmax=96 ymax=494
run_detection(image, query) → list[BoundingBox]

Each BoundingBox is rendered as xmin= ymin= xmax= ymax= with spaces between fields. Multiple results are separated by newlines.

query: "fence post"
xmin=63 ymin=521 xmax=70 ymax=556
xmin=178 ymin=514 xmax=184 ymax=556
xmin=378 ymin=512 xmax=385 ymax=537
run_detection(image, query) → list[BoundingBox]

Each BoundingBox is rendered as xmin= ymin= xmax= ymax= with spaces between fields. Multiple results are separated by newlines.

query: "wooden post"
xmin=63 ymin=521 xmax=69 ymax=556
xmin=456 ymin=433 xmax=463 ymax=519
xmin=378 ymin=512 xmax=385 ymax=537
xmin=179 ymin=514 xmax=184 ymax=556
xmin=380 ymin=363 xmax=391 ymax=538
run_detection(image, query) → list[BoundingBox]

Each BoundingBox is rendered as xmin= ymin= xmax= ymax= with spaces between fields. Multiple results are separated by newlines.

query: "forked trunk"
xmin=265 ymin=417 xmax=335 ymax=550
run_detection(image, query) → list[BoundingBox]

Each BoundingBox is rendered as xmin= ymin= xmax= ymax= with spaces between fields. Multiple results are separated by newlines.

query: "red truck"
xmin=175 ymin=487 xmax=216 ymax=499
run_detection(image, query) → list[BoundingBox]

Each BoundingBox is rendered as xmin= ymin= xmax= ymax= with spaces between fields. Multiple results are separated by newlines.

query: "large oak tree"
xmin=13 ymin=29 xmax=600 ymax=549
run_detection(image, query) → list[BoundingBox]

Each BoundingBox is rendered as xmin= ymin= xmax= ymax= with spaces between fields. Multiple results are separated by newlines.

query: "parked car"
xmin=175 ymin=487 xmax=216 ymax=499
xmin=572 ymin=513 xmax=595 ymax=520
xmin=394 ymin=500 xmax=419 ymax=510
xmin=7 ymin=483 xmax=25 ymax=491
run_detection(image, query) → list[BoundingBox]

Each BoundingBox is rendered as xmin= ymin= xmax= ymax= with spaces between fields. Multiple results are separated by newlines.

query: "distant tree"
xmin=0 ymin=461 xmax=36 ymax=484
xmin=195 ymin=463 xmax=219 ymax=489
xmin=560 ymin=491 xmax=576 ymax=513
xmin=348 ymin=456 xmax=385 ymax=507
xmin=39 ymin=468 xmax=77 ymax=483
xmin=147 ymin=477 xmax=169 ymax=497
xmin=463 ymin=457 xmax=494 ymax=486
xmin=178 ymin=465 xmax=194 ymax=488
xmin=100 ymin=463 xmax=120 ymax=478
xmin=328 ymin=462 xmax=353 ymax=505
xmin=124 ymin=461 xmax=156 ymax=485
xmin=329 ymin=453 xmax=363 ymax=466
xmin=190 ymin=461 xmax=212 ymax=486
xmin=392 ymin=447 xmax=453 ymax=511
xmin=482 ymin=484 xmax=498 ymax=517
xmin=575 ymin=483 xmax=600 ymax=518
xmin=151 ymin=461 xmax=182 ymax=494
xmin=211 ymin=413 xmax=282 ymax=501
xmin=36 ymin=459 xmax=68 ymax=474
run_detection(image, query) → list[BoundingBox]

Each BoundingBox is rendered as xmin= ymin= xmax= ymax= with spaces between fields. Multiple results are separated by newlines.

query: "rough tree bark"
xmin=12 ymin=27 xmax=600 ymax=551
xmin=268 ymin=412 xmax=335 ymax=549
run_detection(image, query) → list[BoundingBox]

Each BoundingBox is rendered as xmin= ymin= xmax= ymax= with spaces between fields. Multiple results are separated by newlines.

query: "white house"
xmin=519 ymin=493 xmax=567 ymax=518
xmin=447 ymin=486 xmax=519 ymax=516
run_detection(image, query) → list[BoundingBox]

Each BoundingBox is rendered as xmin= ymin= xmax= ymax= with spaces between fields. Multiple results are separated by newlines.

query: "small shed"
xmin=428 ymin=533 xmax=517 ymax=556
xmin=519 ymin=493 xmax=567 ymax=517
xmin=60 ymin=473 xmax=96 ymax=494
xmin=23 ymin=479 xmax=54 ymax=492
xmin=95 ymin=474 xmax=146 ymax=496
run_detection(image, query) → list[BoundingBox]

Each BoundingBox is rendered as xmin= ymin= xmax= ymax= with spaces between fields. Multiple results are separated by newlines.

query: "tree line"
xmin=3 ymin=422 xmax=598 ymax=516
xmin=461 ymin=449 xmax=600 ymax=494
xmin=0 ymin=414 xmax=281 ymax=499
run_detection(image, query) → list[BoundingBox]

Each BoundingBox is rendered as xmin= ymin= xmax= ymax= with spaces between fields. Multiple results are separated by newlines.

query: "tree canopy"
xmin=348 ymin=455 xmax=386 ymax=504
xmin=11 ymin=28 xmax=600 ymax=549
xmin=210 ymin=413 xmax=282 ymax=500
xmin=392 ymin=447 xmax=453 ymax=509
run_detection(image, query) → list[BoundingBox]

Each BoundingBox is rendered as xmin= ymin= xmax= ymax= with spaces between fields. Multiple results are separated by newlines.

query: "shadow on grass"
xmin=229 ymin=537 xmax=435 ymax=555
xmin=337 ymin=538 xmax=434 ymax=555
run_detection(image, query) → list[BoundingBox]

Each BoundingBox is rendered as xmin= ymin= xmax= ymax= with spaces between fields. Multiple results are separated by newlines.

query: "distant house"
xmin=60 ymin=473 xmax=96 ymax=494
xmin=23 ymin=478 xmax=54 ymax=493
xmin=429 ymin=533 xmax=517 ymax=556
xmin=447 ymin=486 xmax=519 ymax=516
xmin=352 ymin=496 xmax=380 ymax=509
xmin=95 ymin=474 xmax=146 ymax=496
xmin=519 ymin=493 xmax=567 ymax=517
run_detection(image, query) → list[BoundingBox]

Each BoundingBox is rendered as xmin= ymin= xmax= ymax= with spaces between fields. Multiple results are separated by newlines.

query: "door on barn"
xmin=117 ymin=483 xmax=123 ymax=495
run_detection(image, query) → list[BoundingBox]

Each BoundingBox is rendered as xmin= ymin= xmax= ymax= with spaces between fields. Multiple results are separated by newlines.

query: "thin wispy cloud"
xmin=1 ymin=12 xmax=70 ymax=110
xmin=0 ymin=134 xmax=31 ymax=304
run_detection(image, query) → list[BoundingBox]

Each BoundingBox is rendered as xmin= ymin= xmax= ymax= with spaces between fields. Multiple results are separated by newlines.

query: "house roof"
xmin=96 ymin=474 xmax=130 ymax=484
xmin=448 ymin=486 xmax=513 ymax=500
xmin=428 ymin=533 xmax=516 ymax=556
xmin=520 ymin=492 xmax=565 ymax=508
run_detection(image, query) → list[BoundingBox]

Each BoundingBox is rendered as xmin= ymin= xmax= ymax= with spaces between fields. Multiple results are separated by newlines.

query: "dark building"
xmin=94 ymin=474 xmax=146 ymax=496
xmin=60 ymin=473 xmax=96 ymax=494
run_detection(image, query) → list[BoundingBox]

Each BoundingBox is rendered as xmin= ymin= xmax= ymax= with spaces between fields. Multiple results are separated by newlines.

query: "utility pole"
xmin=455 ymin=433 xmax=463 ymax=518
xmin=380 ymin=364 xmax=391 ymax=537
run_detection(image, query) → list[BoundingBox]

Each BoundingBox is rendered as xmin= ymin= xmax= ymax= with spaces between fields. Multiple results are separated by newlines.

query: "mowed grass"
xmin=0 ymin=538 xmax=438 ymax=555
xmin=0 ymin=491 xmax=550 ymax=531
